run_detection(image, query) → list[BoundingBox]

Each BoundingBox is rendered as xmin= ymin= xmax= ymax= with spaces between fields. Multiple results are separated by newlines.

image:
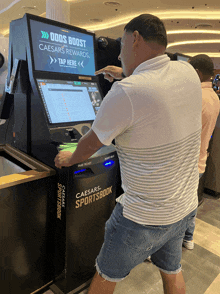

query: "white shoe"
xmin=183 ymin=240 xmax=194 ymax=250
xmin=144 ymin=256 xmax=152 ymax=262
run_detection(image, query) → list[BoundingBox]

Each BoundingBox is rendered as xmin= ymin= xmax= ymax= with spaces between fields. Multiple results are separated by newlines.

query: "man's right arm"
xmin=91 ymin=83 xmax=133 ymax=146
xmin=95 ymin=66 xmax=124 ymax=82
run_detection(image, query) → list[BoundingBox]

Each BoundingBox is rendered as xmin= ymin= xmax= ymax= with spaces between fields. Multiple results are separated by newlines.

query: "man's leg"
xmin=88 ymin=271 xmax=116 ymax=294
xmin=183 ymin=216 xmax=195 ymax=249
xmin=160 ymin=270 xmax=186 ymax=294
xmin=183 ymin=174 xmax=202 ymax=249
xmin=198 ymin=173 xmax=205 ymax=206
xmin=184 ymin=219 xmax=195 ymax=241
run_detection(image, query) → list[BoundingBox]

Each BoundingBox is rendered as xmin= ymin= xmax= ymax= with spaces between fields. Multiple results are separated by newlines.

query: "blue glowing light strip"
xmin=104 ymin=160 xmax=114 ymax=167
xmin=74 ymin=169 xmax=86 ymax=174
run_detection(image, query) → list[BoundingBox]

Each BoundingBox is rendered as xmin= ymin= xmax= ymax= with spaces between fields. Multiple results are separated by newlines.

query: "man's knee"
xmin=159 ymin=270 xmax=186 ymax=294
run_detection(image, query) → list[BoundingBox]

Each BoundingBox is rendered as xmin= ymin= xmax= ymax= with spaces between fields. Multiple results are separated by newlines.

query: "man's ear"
xmin=132 ymin=30 xmax=140 ymax=44
xmin=195 ymin=69 xmax=203 ymax=82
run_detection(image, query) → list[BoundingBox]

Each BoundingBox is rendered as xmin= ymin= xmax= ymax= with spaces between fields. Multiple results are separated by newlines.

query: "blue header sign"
xmin=30 ymin=19 xmax=96 ymax=76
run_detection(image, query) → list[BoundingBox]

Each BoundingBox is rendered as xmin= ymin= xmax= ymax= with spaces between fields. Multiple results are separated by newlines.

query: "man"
xmin=183 ymin=54 xmax=220 ymax=250
xmin=55 ymin=14 xmax=202 ymax=294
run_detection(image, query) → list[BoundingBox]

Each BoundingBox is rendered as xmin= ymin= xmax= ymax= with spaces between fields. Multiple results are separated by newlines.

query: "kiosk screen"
xmin=37 ymin=79 xmax=102 ymax=124
xmin=29 ymin=19 xmax=96 ymax=76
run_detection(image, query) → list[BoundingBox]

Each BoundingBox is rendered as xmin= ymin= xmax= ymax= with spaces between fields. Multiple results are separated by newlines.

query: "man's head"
xmin=118 ymin=14 xmax=167 ymax=77
xmin=188 ymin=54 xmax=214 ymax=82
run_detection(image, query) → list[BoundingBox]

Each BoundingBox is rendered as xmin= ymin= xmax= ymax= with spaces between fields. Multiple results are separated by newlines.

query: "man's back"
xmin=199 ymin=82 xmax=220 ymax=173
xmin=92 ymin=55 xmax=202 ymax=225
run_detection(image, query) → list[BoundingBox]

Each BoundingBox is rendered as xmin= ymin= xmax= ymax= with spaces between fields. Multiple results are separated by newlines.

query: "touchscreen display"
xmin=37 ymin=79 xmax=102 ymax=124
xmin=30 ymin=19 xmax=96 ymax=76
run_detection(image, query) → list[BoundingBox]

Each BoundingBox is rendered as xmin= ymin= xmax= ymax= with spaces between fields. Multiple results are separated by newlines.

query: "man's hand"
xmin=54 ymin=151 xmax=73 ymax=169
xmin=54 ymin=130 xmax=104 ymax=169
xmin=95 ymin=66 xmax=124 ymax=82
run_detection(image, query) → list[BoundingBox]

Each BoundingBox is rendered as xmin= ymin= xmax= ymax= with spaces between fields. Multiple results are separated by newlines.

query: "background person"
xmin=55 ymin=14 xmax=202 ymax=294
xmin=183 ymin=54 xmax=220 ymax=250
xmin=215 ymin=78 xmax=220 ymax=97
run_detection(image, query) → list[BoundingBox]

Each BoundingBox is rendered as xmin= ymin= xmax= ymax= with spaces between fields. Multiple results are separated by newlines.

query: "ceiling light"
xmin=167 ymin=30 xmax=220 ymax=35
xmin=167 ymin=39 xmax=220 ymax=48
xmin=21 ymin=6 xmax=37 ymax=10
xmin=104 ymin=2 xmax=121 ymax=6
xmin=0 ymin=0 xmax=22 ymax=14
xmin=81 ymin=10 xmax=220 ymax=31
xmin=40 ymin=12 xmax=46 ymax=17
xmin=90 ymin=19 xmax=103 ymax=22
xmin=195 ymin=23 xmax=212 ymax=28
xmin=182 ymin=52 xmax=220 ymax=58
xmin=2 ymin=29 xmax=9 ymax=37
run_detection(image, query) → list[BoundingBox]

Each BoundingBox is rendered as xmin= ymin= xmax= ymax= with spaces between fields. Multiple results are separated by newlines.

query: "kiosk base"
xmin=50 ymin=274 xmax=93 ymax=294
xmin=0 ymin=144 xmax=56 ymax=294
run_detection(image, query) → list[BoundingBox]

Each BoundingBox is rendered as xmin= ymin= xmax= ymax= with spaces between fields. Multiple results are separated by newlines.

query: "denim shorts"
xmin=96 ymin=203 xmax=197 ymax=282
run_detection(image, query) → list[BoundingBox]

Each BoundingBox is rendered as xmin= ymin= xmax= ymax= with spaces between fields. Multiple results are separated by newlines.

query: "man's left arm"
xmin=54 ymin=129 xmax=103 ymax=169
xmin=54 ymin=82 xmax=132 ymax=169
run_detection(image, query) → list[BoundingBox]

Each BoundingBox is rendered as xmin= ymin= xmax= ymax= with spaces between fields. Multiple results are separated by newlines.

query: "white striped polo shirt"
xmin=92 ymin=55 xmax=202 ymax=225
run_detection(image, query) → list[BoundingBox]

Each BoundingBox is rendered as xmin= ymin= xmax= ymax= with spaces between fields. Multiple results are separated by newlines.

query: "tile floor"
xmin=43 ymin=193 xmax=220 ymax=294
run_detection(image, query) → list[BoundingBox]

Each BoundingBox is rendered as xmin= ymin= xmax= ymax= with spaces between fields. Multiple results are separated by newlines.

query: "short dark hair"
xmin=124 ymin=14 xmax=167 ymax=48
xmin=189 ymin=54 xmax=214 ymax=76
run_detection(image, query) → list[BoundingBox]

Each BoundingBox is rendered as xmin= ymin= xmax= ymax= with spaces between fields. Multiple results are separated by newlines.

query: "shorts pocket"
xmin=122 ymin=228 xmax=153 ymax=251
xmin=123 ymin=224 xmax=172 ymax=251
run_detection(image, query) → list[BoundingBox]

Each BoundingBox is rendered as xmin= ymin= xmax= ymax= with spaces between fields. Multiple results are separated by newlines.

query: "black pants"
xmin=198 ymin=173 xmax=205 ymax=206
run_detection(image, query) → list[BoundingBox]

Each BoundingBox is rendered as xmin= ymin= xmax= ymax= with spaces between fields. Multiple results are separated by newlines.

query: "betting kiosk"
xmin=0 ymin=144 xmax=56 ymax=294
xmin=1 ymin=14 xmax=119 ymax=294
